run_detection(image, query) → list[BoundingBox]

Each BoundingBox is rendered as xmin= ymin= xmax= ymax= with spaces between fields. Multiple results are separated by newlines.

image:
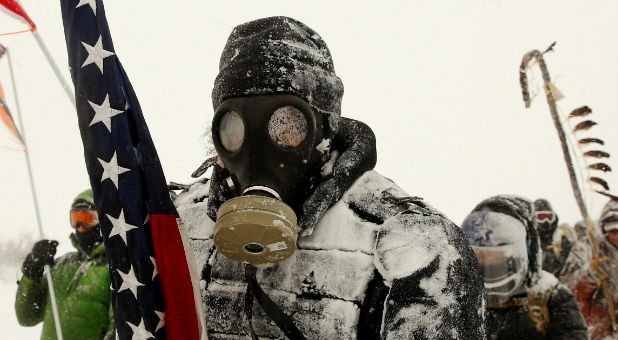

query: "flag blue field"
xmin=60 ymin=0 xmax=203 ymax=338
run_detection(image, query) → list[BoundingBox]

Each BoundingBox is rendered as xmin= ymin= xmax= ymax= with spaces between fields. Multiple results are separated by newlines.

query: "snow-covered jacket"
xmin=486 ymin=271 xmax=588 ymax=340
xmin=477 ymin=196 xmax=588 ymax=340
xmin=175 ymin=170 xmax=485 ymax=340
xmin=572 ymin=236 xmax=618 ymax=340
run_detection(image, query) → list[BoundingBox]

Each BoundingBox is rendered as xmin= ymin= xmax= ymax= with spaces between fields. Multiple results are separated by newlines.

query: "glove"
xmin=21 ymin=240 xmax=58 ymax=280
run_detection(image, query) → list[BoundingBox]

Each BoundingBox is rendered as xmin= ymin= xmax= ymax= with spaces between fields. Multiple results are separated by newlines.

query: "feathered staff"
xmin=519 ymin=42 xmax=616 ymax=331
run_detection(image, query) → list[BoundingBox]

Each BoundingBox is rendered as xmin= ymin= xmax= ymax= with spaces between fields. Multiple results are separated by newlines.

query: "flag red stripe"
xmin=151 ymin=214 xmax=200 ymax=340
xmin=0 ymin=0 xmax=36 ymax=30
xmin=0 ymin=94 xmax=24 ymax=145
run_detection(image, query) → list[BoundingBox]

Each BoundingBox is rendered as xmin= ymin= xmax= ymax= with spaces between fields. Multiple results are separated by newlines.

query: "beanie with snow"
xmin=71 ymin=188 xmax=95 ymax=209
xmin=472 ymin=194 xmax=542 ymax=281
xmin=212 ymin=16 xmax=344 ymax=131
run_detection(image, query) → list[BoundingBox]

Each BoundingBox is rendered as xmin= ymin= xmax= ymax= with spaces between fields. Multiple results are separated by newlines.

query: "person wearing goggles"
xmin=572 ymin=197 xmax=618 ymax=340
xmin=534 ymin=198 xmax=574 ymax=277
xmin=15 ymin=189 xmax=115 ymax=340
xmin=462 ymin=195 xmax=587 ymax=340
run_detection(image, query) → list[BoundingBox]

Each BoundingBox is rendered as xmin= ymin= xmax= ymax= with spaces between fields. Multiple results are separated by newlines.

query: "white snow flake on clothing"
xmin=175 ymin=170 xmax=485 ymax=340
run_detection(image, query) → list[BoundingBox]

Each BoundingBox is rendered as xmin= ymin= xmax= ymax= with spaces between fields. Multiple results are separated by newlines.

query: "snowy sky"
xmin=1 ymin=1 xmax=617 ymax=338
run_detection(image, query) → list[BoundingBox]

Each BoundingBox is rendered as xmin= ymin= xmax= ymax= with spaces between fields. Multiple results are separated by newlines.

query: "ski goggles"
xmin=535 ymin=211 xmax=556 ymax=223
xmin=70 ymin=208 xmax=99 ymax=231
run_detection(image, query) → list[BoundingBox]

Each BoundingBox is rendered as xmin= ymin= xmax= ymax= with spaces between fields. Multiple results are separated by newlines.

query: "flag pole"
xmin=30 ymin=30 xmax=75 ymax=107
xmin=6 ymin=47 xmax=64 ymax=340
xmin=519 ymin=44 xmax=617 ymax=331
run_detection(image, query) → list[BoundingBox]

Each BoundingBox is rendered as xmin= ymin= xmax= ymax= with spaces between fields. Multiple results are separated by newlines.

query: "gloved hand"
xmin=21 ymin=240 xmax=58 ymax=280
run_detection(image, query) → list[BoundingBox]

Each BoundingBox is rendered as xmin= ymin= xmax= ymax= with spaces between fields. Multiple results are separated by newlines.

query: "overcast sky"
xmin=1 ymin=1 xmax=617 ymax=338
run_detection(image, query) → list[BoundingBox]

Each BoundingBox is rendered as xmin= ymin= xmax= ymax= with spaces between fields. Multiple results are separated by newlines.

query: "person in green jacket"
xmin=15 ymin=189 xmax=115 ymax=340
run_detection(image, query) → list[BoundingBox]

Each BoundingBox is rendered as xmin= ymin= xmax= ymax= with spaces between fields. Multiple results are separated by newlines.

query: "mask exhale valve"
xmin=213 ymin=195 xmax=298 ymax=265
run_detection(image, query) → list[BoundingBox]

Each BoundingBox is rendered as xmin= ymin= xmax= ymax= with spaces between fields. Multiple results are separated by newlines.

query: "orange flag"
xmin=0 ymin=44 xmax=24 ymax=146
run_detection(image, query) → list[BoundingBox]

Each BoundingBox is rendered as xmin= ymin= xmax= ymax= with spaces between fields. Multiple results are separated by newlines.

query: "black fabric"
xmin=298 ymin=117 xmax=376 ymax=235
xmin=207 ymin=116 xmax=377 ymax=234
xmin=533 ymin=199 xmax=573 ymax=276
xmin=244 ymin=265 xmax=307 ymax=340
xmin=70 ymin=228 xmax=103 ymax=255
xmin=21 ymin=240 xmax=58 ymax=280
xmin=486 ymin=285 xmax=588 ymax=340
xmin=212 ymin=16 xmax=344 ymax=129
xmin=212 ymin=95 xmax=325 ymax=206
xmin=542 ymin=235 xmax=573 ymax=277
xmin=357 ymin=270 xmax=389 ymax=340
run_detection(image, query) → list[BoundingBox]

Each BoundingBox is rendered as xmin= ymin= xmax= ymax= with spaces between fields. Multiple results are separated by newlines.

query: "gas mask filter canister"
xmin=214 ymin=194 xmax=298 ymax=265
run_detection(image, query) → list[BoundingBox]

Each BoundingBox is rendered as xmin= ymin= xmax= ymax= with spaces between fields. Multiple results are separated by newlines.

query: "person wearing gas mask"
xmin=461 ymin=195 xmax=588 ymax=340
xmin=572 ymin=197 xmax=618 ymax=340
xmin=534 ymin=198 xmax=573 ymax=277
xmin=174 ymin=16 xmax=485 ymax=340
xmin=15 ymin=189 xmax=115 ymax=340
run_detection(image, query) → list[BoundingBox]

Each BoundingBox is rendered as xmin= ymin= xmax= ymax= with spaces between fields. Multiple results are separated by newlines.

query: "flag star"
xmin=126 ymin=319 xmax=154 ymax=340
xmin=154 ymin=310 xmax=165 ymax=332
xmin=88 ymin=94 xmax=123 ymax=132
xmin=81 ymin=36 xmax=114 ymax=73
xmin=150 ymin=256 xmax=158 ymax=281
xmin=98 ymin=152 xmax=130 ymax=189
xmin=107 ymin=209 xmax=138 ymax=245
xmin=118 ymin=265 xmax=144 ymax=300
xmin=75 ymin=0 xmax=96 ymax=15
xmin=144 ymin=214 xmax=151 ymax=225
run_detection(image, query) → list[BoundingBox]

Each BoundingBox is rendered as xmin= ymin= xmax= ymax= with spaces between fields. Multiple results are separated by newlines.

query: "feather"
xmin=573 ymin=120 xmax=597 ymax=132
xmin=578 ymin=138 xmax=604 ymax=145
xmin=589 ymin=177 xmax=610 ymax=191
xmin=543 ymin=41 xmax=557 ymax=54
xmin=589 ymin=163 xmax=612 ymax=172
xmin=568 ymin=106 xmax=592 ymax=118
xmin=595 ymin=190 xmax=618 ymax=201
xmin=584 ymin=150 xmax=610 ymax=158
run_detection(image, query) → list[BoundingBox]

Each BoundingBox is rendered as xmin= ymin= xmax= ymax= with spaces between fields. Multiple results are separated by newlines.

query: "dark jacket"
xmin=15 ymin=240 xmax=114 ymax=340
xmin=176 ymin=169 xmax=486 ymax=340
xmin=477 ymin=195 xmax=588 ymax=340
xmin=487 ymin=277 xmax=588 ymax=340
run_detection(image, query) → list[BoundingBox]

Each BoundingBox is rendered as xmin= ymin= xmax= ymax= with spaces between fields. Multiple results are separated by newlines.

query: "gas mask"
xmin=462 ymin=209 xmax=529 ymax=305
xmin=211 ymin=94 xmax=327 ymax=265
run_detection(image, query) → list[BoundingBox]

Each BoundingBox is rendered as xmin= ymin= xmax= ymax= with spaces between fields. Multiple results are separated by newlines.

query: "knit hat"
xmin=72 ymin=188 xmax=95 ymax=209
xmin=212 ymin=16 xmax=344 ymax=131
xmin=471 ymin=195 xmax=542 ymax=284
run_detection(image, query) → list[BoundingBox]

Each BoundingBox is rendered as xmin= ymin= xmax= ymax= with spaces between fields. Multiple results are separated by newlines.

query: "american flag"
xmin=60 ymin=1 xmax=205 ymax=339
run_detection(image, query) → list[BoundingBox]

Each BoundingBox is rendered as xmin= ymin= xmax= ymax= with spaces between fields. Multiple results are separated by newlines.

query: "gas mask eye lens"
xmin=219 ymin=111 xmax=244 ymax=152
xmin=268 ymin=106 xmax=308 ymax=148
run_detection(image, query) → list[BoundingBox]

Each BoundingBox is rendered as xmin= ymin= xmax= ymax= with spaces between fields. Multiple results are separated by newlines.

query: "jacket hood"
xmin=472 ymin=195 xmax=543 ymax=286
